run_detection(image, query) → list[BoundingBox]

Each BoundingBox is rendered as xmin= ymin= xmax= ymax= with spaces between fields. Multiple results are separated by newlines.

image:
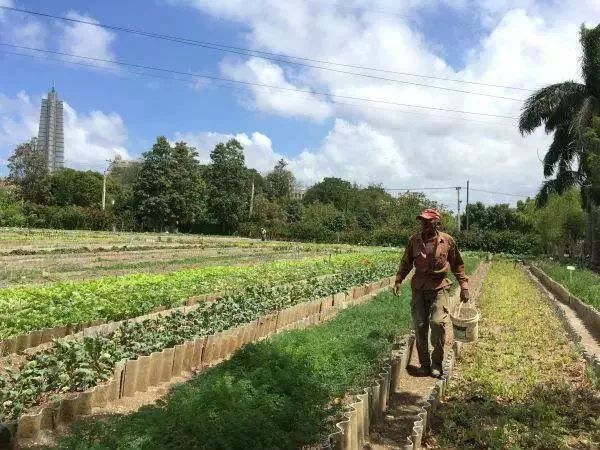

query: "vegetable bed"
xmin=430 ymin=261 xmax=600 ymax=449
xmin=51 ymin=288 xmax=414 ymax=449
xmin=38 ymin=255 xmax=479 ymax=450
xmin=0 ymin=254 xmax=399 ymax=423
xmin=0 ymin=251 xmax=391 ymax=339
xmin=537 ymin=259 xmax=600 ymax=311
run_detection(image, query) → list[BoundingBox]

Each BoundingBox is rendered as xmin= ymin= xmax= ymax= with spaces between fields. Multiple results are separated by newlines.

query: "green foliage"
xmin=7 ymin=139 xmax=49 ymax=203
xmin=538 ymin=259 xmax=600 ymax=311
xmin=534 ymin=189 xmax=586 ymax=255
xmin=519 ymin=24 xmax=600 ymax=206
xmin=48 ymin=169 xmax=112 ymax=208
xmin=22 ymin=203 xmax=112 ymax=230
xmin=434 ymin=261 xmax=600 ymax=449
xmin=456 ymin=229 xmax=540 ymax=255
xmin=463 ymin=201 xmax=534 ymax=233
xmin=0 ymin=184 xmax=26 ymax=227
xmin=53 ymin=288 xmax=414 ymax=449
xmin=133 ymin=137 xmax=204 ymax=231
xmin=205 ymin=139 xmax=248 ymax=233
xmin=264 ymin=159 xmax=295 ymax=201
xmin=0 ymin=253 xmax=400 ymax=422
xmin=0 ymin=251 xmax=395 ymax=339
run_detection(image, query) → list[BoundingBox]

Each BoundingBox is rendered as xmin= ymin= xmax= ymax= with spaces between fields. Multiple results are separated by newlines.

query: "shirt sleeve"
xmin=395 ymin=239 xmax=414 ymax=285
xmin=448 ymin=239 xmax=469 ymax=290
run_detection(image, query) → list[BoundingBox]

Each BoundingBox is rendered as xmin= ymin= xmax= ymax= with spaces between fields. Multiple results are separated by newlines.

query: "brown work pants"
xmin=411 ymin=288 xmax=450 ymax=369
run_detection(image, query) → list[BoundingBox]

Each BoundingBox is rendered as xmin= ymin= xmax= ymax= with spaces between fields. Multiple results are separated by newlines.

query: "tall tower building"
xmin=37 ymin=87 xmax=64 ymax=173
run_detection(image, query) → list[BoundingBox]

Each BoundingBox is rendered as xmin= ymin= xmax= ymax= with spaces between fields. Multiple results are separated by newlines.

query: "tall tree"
xmin=519 ymin=23 xmax=600 ymax=206
xmin=303 ymin=177 xmax=355 ymax=211
xmin=205 ymin=139 xmax=248 ymax=233
xmin=264 ymin=159 xmax=295 ymax=201
xmin=133 ymin=137 xmax=204 ymax=231
xmin=7 ymin=140 xmax=49 ymax=203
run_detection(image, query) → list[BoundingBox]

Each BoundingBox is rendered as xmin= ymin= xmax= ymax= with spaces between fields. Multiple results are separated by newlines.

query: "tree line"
xmin=2 ymin=135 xmax=596 ymax=258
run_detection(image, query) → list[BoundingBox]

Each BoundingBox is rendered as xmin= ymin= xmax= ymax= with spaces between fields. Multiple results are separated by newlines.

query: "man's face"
xmin=420 ymin=218 xmax=437 ymax=234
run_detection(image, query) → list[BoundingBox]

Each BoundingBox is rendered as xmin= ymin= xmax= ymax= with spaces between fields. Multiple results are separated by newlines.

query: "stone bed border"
xmin=311 ymin=261 xmax=490 ymax=450
xmin=1 ymin=275 xmax=397 ymax=448
xmin=0 ymin=292 xmax=222 ymax=357
xmin=525 ymin=265 xmax=600 ymax=377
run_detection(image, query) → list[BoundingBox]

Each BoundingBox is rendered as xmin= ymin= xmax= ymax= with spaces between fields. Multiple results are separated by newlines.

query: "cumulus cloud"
xmin=220 ymin=57 xmax=333 ymax=122
xmin=168 ymin=0 xmax=599 ymax=208
xmin=173 ymin=130 xmax=284 ymax=172
xmin=58 ymin=12 xmax=117 ymax=69
xmin=0 ymin=91 xmax=131 ymax=171
xmin=0 ymin=0 xmax=46 ymax=48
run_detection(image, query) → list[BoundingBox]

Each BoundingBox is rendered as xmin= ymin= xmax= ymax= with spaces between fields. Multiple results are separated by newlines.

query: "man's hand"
xmin=460 ymin=288 xmax=470 ymax=303
xmin=393 ymin=283 xmax=402 ymax=296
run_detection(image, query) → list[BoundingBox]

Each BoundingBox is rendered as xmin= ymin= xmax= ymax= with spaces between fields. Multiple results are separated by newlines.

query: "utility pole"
xmin=249 ymin=176 xmax=255 ymax=218
xmin=456 ymin=186 xmax=462 ymax=231
xmin=102 ymin=159 xmax=113 ymax=211
xmin=466 ymin=180 xmax=470 ymax=232
xmin=102 ymin=170 xmax=107 ymax=211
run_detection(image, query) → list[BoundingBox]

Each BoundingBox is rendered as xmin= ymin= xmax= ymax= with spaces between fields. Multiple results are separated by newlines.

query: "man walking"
xmin=394 ymin=208 xmax=469 ymax=378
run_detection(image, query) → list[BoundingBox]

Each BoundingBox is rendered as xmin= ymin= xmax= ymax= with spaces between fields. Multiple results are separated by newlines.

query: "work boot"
xmin=412 ymin=365 xmax=431 ymax=377
xmin=431 ymin=367 xmax=442 ymax=379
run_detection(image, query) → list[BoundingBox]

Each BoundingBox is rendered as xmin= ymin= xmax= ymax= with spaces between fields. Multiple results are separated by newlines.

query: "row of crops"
xmin=0 ymin=251 xmax=390 ymax=339
xmin=49 ymin=287 xmax=416 ymax=449
xmin=45 ymin=256 xmax=482 ymax=449
xmin=431 ymin=261 xmax=600 ymax=448
xmin=0 ymin=252 xmax=399 ymax=423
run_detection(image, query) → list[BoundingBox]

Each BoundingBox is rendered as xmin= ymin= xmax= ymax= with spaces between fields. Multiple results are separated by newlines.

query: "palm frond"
xmin=543 ymin=126 xmax=577 ymax=177
xmin=519 ymin=82 xmax=586 ymax=134
xmin=544 ymin=90 xmax=588 ymax=133
xmin=535 ymin=168 xmax=583 ymax=207
xmin=569 ymin=95 xmax=600 ymax=136
xmin=580 ymin=24 xmax=600 ymax=95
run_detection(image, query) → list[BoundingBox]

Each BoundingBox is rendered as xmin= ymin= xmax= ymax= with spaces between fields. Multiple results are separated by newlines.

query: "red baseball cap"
xmin=417 ymin=208 xmax=441 ymax=221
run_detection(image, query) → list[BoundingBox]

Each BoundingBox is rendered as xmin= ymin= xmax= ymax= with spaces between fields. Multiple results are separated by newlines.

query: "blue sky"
xmin=1 ymin=0 xmax=598 ymax=208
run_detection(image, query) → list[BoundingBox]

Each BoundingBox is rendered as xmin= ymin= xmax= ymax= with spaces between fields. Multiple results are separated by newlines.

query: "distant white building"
xmin=37 ymin=87 xmax=64 ymax=173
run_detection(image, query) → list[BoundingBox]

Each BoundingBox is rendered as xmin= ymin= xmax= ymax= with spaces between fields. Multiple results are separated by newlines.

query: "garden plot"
xmin=2 ymin=257 xmax=479 ymax=449
xmin=427 ymin=261 xmax=600 ymax=449
xmin=0 ymin=242 xmax=356 ymax=287
xmin=0 ymin=251 xmax=393 ymax=341
xmin=0 ymin=253 xmax=400 ymax=432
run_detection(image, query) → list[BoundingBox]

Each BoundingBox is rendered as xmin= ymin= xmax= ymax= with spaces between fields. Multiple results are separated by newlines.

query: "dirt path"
xmin=526 ymin=267 xmax=600 ymax=362
xmin=367 ymin=340 xmax=447 ymax=449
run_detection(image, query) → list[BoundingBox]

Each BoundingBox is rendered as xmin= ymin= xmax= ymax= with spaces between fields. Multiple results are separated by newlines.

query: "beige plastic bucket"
xmin=451 ymin=304 xmax=479 ymax=343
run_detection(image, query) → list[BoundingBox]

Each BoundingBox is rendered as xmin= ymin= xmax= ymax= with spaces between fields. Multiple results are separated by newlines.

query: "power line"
xmin=0 ymin=43 xmax=520 ymax=120
xmin=0 ymin=5 xmax=534 ymax=94
xmin=0 ymin=50 xmax=517 ymax=128
xmin=469 ymin=188 xmax=531 ymax=198
xmin=384 ymin=186 xmax=459 ymax=191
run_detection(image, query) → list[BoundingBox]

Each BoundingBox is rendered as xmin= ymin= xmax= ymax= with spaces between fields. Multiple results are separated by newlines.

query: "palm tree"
xmin=519 ymin=23 xmax=600 ymax=206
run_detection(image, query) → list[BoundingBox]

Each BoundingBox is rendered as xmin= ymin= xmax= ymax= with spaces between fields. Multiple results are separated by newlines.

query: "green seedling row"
xmin=0 ymin=251 xmax=396 ymax=339
xmin=0 ymin=254 xmax=398 ymax=423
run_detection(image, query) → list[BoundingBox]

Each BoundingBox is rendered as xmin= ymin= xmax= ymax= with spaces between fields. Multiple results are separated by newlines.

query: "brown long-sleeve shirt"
xmin=395 ymin=231 xmax=469 ymax=291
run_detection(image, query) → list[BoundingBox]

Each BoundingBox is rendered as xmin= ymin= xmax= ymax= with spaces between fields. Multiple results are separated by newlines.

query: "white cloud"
xmin=173 ymin=130 xmax=284 ymax=172
xmin=220 ymin=57 xmax=333 ymax=122
xmin=290 ymin=119 xmax=410 ymax=186
xmin=0 ymin=90 xmax=131 ymax=171
xmin=0 ymin=0 xmax=46 ymax=47
xmin=58 ymin=12 xmax=117 ymax=69
xmin=169 ymin=0 xmax=600 ymax=208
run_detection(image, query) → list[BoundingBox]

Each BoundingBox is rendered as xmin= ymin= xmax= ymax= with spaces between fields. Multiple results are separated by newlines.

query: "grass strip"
xmin=537 ymin=259 xmax=600 ymax=311
xmin=431 ymin=261 xmax=600 ymax=449
xmin=51 ymin=288 xmax=413 ymax=450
